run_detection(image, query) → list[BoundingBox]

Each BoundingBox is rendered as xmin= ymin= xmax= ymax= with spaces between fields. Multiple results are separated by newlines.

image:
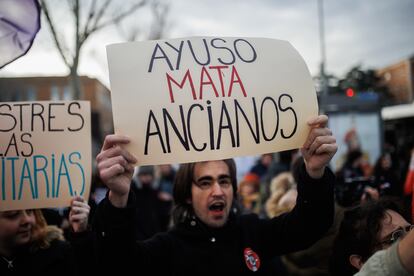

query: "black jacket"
xmin=0 ymin=240 xmax=75 ymax=276
xmin=94 ymin=164 xmax=335 ymax=275
xmin=130 ymin=181 xmax=172 ymax=240
xmin=0 ymin=231 xmax=98 ymax=276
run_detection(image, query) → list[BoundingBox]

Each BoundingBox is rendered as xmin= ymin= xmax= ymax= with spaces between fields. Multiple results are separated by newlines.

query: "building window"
xmin=27 ymin=86 xmax=37 ymax=101
xmin=63 ymin=86 xmax=71 ymax=100
xmin=51 ymin=85 xmax=60 ymax=100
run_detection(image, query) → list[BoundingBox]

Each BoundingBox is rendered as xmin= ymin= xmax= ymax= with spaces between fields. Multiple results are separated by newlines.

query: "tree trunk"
xmin=70 ymin=68 xmax=82 ymax=100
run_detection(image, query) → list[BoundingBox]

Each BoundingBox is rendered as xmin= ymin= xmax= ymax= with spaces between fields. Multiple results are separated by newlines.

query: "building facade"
xmin=376 ymin=55 xmax=414 ymax=104
xmin=0 ymin=76 xmax=113 ymax=150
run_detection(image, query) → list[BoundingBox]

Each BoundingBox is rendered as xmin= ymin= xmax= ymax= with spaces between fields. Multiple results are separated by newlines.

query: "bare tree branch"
xmin=88 ymin=0 xmax=112 ymax=36
xmin=41 ymin=0 xmax=150 ymax=99
xmin=115 ymin=21 xmax=142 ymax=42
xmin=91 ymin=0 xmax=147 ymax=33
xmin=148 ymin=0 xmax=169 ymax=40
xmin=82 ymin=0 xmax=98 ymax=39
xmin=40 ymin=0 xmax=71 ymax=67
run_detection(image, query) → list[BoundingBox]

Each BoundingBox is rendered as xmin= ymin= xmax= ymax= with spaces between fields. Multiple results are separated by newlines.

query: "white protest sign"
xmin=0 ymin=101 xmax=91 ymax=211
xmin=107 ymin=37 xmax=318 ymax=165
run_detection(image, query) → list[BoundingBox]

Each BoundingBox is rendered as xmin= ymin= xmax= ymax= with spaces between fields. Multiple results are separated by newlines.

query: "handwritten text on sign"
xmin=0 ymin=101 xmax=91 ymax=211
xmin=107 ymin=37 xmax=318 ymax=165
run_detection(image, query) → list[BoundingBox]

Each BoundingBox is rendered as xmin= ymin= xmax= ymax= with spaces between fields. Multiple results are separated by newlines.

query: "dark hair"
xmin=138 ymin=165 xmax=155 ymax=176
xmin=344 ymin=149 xmax=363 ymax=167
xmin=330 ymin=199 xmax=403 ymax=276
xmin=373 ymin=152 xmax=392 ymax=174
xmin=172 ymin=159 xmax=238 ymax=225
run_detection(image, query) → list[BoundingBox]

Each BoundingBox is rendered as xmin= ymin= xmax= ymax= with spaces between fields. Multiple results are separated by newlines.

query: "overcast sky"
xmin=1 ymin=0 xmax=413 ymax=86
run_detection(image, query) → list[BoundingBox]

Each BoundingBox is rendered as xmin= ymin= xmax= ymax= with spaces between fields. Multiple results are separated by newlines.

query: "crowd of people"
xmin=2 ymin=115 xmax=414 ymax=275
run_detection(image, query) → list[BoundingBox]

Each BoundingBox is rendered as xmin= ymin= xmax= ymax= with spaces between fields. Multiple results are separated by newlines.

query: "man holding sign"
xmin=95 ymin=115 xmax=336 ymax=274
xmin=93 ymin=37 xmax=337 ymax=274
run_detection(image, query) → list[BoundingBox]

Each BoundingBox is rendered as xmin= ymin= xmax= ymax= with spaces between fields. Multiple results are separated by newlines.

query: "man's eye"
xmin=219 ymin=179 xmax=231 ymax=186
xmin=198 ymin=181 xmax=212 ymax=188
xmin=3 ymin=211 xmax=19 ymax=219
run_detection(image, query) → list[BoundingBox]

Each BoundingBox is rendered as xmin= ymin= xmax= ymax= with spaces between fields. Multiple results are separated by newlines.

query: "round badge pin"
xmin=244 ymin=247 xmax=261 ymax=272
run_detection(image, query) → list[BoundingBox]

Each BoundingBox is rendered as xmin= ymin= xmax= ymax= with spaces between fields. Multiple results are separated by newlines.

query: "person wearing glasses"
xmin=355 ymin=224 xmax=414 ymax=276
xmin=330 ymin=199 xmax=414 ymax=275
xmin=93 ymin=115 xmax=338 ymax=274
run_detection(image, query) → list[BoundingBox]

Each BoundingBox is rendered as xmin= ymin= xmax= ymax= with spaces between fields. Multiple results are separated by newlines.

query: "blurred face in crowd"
xmin=159 ymin=164 xmax=173 ymax=176
xmin=240 ymin=182 xmax=256 ymax=197
xmin=261 ymin=154 xmax=273 ymax=167
xmin=381 ymin=154 xmax=392 ymax=170
xmin=190 ymin=161 xmax=233 ymax=228
xmin=138 ymin=173 xmax=154 ymax=187
xmin=0 ymin=210 xmax=36 ymax=254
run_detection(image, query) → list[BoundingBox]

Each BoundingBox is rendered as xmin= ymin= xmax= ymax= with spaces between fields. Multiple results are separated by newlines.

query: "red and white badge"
xmin=244 ymin=247 xmax=261 ymax=272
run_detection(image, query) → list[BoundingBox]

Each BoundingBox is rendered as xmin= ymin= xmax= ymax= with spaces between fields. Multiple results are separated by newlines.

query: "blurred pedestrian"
xmin=157 ymin=164 xmax=176 ymax=201
xmin=94 ymin=115 xmax=337 ymax=274
xmin=265 ymin=172 xmax=296 ymax=218
xmin=250 ymin=153 xmax=273 ymax=180
xmin=265 ymin=158 xmax=344 ymax=276
xmin=336 ymin=149 xmax=378 ymax=207
xmin=130 ymin=165 xmax=172 ymax=239
xmin=373 ymin=152 xmax=400 ymax=197
xmin=238 ymin=172 xmax=261 ymax=214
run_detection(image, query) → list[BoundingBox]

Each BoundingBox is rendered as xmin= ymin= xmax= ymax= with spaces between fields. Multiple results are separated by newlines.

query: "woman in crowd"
xmin=373 ymin=152 xmax=400 ymax=197
xmin=0 ymin=197 xmax=90 ymax=274
xmin=265 ymin=172 xmax=297 ymax=218
xmin=238 ymin=172 xmax=261 ymax=214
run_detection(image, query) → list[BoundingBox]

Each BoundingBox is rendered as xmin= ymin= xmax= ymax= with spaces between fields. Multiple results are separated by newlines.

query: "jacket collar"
xmin=172 ymin=210 xmax=239 ymax=243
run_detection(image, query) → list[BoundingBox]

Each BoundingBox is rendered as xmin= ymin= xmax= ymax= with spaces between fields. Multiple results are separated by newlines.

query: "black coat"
xmin=130 ymin=181 xmax=172 ymax=240
xmin=0 ymin=239 xmax=75 ymax=276
xmin=93 ymin=165 xmax=335 ymax=275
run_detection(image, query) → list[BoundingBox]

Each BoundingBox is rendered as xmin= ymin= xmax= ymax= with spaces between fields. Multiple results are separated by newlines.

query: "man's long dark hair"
xmin=172 ymin=159 xmax=238 ymax=225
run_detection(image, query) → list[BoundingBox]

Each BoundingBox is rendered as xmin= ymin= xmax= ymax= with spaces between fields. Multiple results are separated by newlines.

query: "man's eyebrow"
xmin=195 ymin=174 xmax=230 ymax=182
xmin=196 ymin=175 xmax=214 ymax=182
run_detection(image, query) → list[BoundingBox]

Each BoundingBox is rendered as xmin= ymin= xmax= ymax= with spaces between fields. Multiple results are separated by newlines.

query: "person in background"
xmin=373 ymin=152 xmax=400 ymax=197
xmin=130 ymin=165 xmax=172 ymax=239
xmin=238 ymin=172 xmax=261 ymax=214
xmin=265 ymin=158 xmax=344 ymax=275
xmin=265 ymin=172 xmax=297 ymax=218
xmin=0 ymin=197 xmax=90 ymax=274
xmin=330 ymin=199 xmax=412 ymax=276
xmin=355 ymin=221 xmax=414 ymax=276
xmin=336 ymin=149 xmax=379 ymax=207
xmin=157 ymin=164 xmax=176 ymax=202
xmin=250 ymin=153 xmax=273 ymax=180
xmin=261 ymin=149 xmax=301 ymax=213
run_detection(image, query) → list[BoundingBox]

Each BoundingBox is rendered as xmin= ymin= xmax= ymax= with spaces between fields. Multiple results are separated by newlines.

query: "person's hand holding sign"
xmin=301 ymin=115 xmax=337 ymax=179
xmin=96 ymin=135 xmax=137 ymax=208
xmin=69 ymin=196 xmax=90 ymax=233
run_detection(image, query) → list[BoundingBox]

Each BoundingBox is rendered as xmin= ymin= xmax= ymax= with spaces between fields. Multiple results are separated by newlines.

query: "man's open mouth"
xmin=209 ymin=202 xmax=225 ymax=212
